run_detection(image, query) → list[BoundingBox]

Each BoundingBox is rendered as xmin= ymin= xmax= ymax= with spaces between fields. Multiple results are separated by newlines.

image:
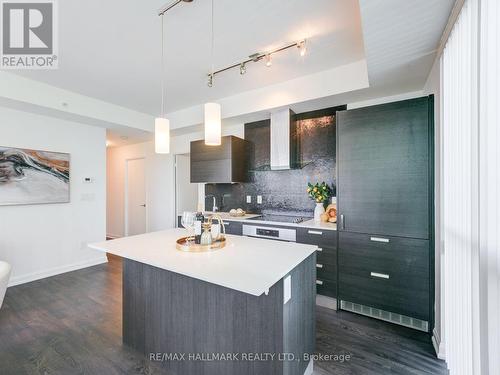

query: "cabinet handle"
xmin=370 ymin=272 xmax=390 ymax=279
xmin=223 ymin=222 xmax=230 ymax=225
xmin=316 ymin=264 xmax=323 ymax=269
xmin=316 ymin=280 xmax=324 ymax=285
xmin=370 ymin=237 xmax=389 ymax=243
xmin=341 ymin=215 xmax=345 ymax=230
xmin=308 ymin=230 xmax=323 ymax=235
xmin=316 ymin=247 xmax=323 ymax=252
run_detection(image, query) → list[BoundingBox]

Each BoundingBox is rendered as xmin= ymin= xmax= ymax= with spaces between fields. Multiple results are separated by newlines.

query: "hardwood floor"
xmin=0 ymin=256 xmax=447 ymax=375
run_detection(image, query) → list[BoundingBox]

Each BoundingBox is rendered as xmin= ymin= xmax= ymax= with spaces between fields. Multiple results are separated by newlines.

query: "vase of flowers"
xmin=307 ymin=182 xmax=332 ymax=222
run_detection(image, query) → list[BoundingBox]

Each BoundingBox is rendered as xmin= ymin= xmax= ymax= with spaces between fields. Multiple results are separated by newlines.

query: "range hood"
xmin=270 ymin=108 xmax=298 ymax=170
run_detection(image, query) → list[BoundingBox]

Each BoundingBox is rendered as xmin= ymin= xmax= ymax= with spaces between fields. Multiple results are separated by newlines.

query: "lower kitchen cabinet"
xmin=297 ymin=227 xmax=337 ymax=249
xmin=315 ymin=278 xmax=336 ymax=298
xmin=338 ymin=231 xmax=430 ymax=325
xmin=297 ymin=228 xmax=338 ymax=298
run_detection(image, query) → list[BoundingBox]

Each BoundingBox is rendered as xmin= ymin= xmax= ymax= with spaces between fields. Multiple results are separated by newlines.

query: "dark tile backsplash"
xmin=205 ymin=106 xmax=345 ymax=216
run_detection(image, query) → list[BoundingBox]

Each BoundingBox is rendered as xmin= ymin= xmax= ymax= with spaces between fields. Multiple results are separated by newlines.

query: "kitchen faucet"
xmin=205 ymin=195 xmax=218 ymax=212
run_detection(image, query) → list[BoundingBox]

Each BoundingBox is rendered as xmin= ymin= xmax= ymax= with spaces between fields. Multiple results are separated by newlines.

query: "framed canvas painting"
xmin=0 ymin=146 xmax=70 ymax=206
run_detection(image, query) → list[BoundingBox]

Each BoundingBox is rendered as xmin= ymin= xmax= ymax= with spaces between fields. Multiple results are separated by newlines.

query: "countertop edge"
xmin=88 ymin=239 xmax=317 ymax=297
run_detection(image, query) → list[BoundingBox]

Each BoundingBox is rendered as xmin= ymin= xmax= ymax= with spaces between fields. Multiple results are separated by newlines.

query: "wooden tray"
xmin=176 ymin=236 xmax=226 ymax=252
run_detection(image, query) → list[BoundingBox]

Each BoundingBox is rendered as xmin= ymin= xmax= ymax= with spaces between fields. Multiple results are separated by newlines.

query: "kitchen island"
xmin=89 ymin=229 xmax=317 ymax=375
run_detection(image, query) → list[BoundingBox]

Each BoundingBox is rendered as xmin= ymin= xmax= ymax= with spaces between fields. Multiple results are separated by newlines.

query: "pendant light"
xmin=155 ymin=14 xmax=170 ymax=154
xmin=204 ymin=0 xmax=221 ymax=146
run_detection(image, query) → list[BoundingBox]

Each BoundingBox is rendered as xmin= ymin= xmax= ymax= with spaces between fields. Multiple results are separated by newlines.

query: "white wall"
xmin=107 ymin=142 xmax=174 ymax=237
xmin=0 ymin=107 xmax=107 ymax=286
xmin=106 ymin=123 xmax=244 ymax=237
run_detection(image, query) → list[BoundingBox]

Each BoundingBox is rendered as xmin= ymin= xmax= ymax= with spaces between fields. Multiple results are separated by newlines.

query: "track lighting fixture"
xmin=207 ymin=39 xmax=307 ymax=83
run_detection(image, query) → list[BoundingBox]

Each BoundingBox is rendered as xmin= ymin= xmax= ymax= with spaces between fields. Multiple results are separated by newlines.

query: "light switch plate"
xmin=246 ymin=195 xmax=252 ymax=203
xmin=283 ymin=275 xmax=291 ymax=304
xmin=257 ymin=195 xmax=262 ymax=204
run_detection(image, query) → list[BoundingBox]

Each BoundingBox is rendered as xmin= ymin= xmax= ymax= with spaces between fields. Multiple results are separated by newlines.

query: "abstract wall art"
xmin=0 ymin=146 xmax=70 ymax=206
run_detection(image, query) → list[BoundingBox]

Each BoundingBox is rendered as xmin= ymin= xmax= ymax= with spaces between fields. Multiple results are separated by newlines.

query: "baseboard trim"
xmin=7 ymin=256 xmax=108 ymax=287
xmin=316 ymin=295 xmax=337 ymax=310
xmin=432 ymin=327 xmax=446 ymax=360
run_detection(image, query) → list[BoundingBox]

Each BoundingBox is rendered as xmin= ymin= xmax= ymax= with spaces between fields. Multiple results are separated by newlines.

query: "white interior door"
xmin=175 ymin=154 xmax=198 ymax=219
xmin=126 ymin=158 xmax=146 ymax=236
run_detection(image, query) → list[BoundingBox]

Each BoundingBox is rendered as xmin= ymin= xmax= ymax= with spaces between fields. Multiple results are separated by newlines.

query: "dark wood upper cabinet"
xmin=337 ymin=96 xmax=433 ymax=239
xmin=190 ymin=136 xmax=251 ymax=183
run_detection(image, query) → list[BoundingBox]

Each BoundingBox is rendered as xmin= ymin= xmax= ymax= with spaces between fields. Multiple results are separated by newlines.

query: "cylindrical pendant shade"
xmin=204 ymin=102 xmax=221 ymax=146
xmin=155 ymin=117 xmax=170 ymax=154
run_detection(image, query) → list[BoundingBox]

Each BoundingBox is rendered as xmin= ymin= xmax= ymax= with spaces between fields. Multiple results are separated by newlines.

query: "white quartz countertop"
xmin=209 ymin=213 xmax=337 ymax=231
xmin=195 ymin=212 xmax=337 ymax=231
xmin=299 ymin=219 xmax=337 ymax=231
xmin=89 ymin=229 xmax=317 ymax=296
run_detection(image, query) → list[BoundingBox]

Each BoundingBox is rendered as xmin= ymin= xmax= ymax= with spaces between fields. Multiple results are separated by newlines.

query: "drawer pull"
xmin=316 ymin=280 xmax=324 ymax=285
xmin=370 ymin=272 xmax=389 ymax=279
xmin=308 ymin=230 xmax=323 ymax=235
xmin=370 ymin=237 xmax=389 ymax=243
xmin=316 ymin=247 xmax=323 ymax=252
xmin=316 ymin=264 xmax=323 ymax=269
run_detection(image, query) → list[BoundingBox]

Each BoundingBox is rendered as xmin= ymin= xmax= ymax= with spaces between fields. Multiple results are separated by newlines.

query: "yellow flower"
xmin=307 ymin=188 xmax=311 ymax=192
xmin=313 ymin=187 xmax=318 ymax=192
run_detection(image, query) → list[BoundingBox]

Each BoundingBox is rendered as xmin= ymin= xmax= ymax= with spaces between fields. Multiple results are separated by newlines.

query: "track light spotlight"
xmin=240 ymin=63 xmax=247 ymax=75
xmin=297 ymin=40 xmax=307 ymax=57
xmin=207 ymin=73 xmax=213 ymax=87
xmin=265 ymin=54 xmax=272 ymax=67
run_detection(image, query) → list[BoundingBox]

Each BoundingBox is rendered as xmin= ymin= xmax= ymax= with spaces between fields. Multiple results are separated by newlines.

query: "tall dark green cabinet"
xmin=336 ymin=96 xmax=434 ymax=332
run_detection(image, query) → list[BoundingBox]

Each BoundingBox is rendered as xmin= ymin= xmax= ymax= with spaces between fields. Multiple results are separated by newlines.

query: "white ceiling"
xmin=8 ymin=0 xmax=455 ymax=146
xmin=13 ymin=0 xmax=365 ymax=116
xmin=359 ymin=0 xmax=454 ymax=93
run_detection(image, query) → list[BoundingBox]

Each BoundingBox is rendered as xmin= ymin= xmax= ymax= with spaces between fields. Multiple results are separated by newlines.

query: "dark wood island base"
xmin=122 ymin=253 xmax=316 ymax=375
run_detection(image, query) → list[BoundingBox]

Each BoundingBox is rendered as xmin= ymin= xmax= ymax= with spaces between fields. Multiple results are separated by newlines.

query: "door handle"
xmin=316 ymin=280 xmax=324 ymax=285
xmin=140 ymin=204 xmax=146 ymax=207
xmin=370 ymin=272 xmax=389 ymax=279
xmin=316 ymin=247 xmax=323 ymax=252
xmin=340 ymin=214 xmax=345 ymax=230
xmin=316 ymin=264 xmax=323 ymax=269
xmin=370 ymin=237 xmax=389 ymax=243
